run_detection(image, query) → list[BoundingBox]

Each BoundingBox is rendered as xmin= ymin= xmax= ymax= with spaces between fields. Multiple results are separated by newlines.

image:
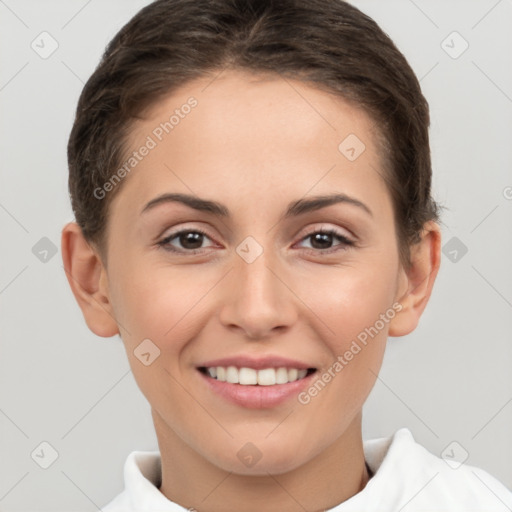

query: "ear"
xmin=388 ymin=221 xmax=441 ymax=337
xmin=61 ymin=222 xmax=119 ymax=338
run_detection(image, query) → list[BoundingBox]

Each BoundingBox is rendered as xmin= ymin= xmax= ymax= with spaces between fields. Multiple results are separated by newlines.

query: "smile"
xmin=196 ymin=355 xmax=318 ymax=408
xmin=199 ymin=366 xmax=315 ymax=385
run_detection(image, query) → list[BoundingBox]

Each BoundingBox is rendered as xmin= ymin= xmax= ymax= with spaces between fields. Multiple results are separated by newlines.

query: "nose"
xmin=218 ymin=247 xmax=298 ymax=340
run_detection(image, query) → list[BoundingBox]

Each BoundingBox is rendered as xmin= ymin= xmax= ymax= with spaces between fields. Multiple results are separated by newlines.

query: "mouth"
xmin=198 ymin=366 xmax=316 ymax=385
xmin=196 ymin=360 xmax=318 ymax=409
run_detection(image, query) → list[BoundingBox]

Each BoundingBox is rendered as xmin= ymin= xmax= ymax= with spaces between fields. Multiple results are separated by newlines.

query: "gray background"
xmin=1 ymin=0 xmax=511 ymax=510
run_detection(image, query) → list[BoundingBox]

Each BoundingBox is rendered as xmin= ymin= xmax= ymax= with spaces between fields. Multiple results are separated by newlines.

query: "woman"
xmin=61 ymin=0 xmax=512 ymax=509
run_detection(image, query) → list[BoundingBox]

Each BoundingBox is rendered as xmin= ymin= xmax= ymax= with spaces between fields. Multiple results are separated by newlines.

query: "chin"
xmin=206 ymin=437 xmax=313 ymax=476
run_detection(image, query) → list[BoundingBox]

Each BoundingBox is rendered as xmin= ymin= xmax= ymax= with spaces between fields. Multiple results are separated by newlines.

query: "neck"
xmin=153 ymin=410 xmax=370 ymax=512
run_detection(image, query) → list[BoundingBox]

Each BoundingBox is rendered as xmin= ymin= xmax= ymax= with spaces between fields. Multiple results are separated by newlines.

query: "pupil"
xmin=311 ymin=232 xmax=332 ymax=249
xmin=180 ymin=232 xmax=203 ymax=249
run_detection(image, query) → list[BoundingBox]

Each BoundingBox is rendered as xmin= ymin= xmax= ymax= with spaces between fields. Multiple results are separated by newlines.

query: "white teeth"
xmin=275 ymin=367 xmax=289 ymax=384
xmin=204 ymin=366 xmax=311 ymax=385
xmin=297 ymin=369 xmax=308 ymax=379
xmin=288 ymin=368 xmax=298 ymax=382
xmin=216 ymin=366 xmax=226 ymax=382
xmin=239 ymin=367 xmax=258 ymax=385
xmin=226 ymin=366 xmax=238 ymax=384
xmin=257 ymin=368 xmax=276 ymax=386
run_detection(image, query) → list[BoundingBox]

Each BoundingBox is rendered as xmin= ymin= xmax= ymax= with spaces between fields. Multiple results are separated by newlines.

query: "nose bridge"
xmin=218 ymin=239 xmax=296 ymax=338
xmin=238 ymin=247 xmax=279 ymax=304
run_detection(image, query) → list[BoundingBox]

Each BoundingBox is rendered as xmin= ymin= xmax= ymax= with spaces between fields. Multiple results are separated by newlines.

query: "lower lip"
xmin=198 ymin=370 xmax=316 ymax=409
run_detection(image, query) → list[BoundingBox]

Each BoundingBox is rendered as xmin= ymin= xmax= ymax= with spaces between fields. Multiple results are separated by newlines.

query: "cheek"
xmin=295 ymin=261 xmax=398 ymax=350
xmin=108 ymin=262 xmax=185 ymax=344
xmin=108 ymin=267 xmax=206 ymax=404
xmin=109 ymin=263 xmax=220 ymax=363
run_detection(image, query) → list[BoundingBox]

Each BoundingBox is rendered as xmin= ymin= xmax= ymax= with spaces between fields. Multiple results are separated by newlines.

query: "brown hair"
xmin=67 ymin=0 xmax=441 ymax=269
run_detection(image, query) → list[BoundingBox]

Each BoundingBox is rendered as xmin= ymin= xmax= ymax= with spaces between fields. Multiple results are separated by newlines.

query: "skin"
xmin=62 ymin=69 xmax=441 ymax=512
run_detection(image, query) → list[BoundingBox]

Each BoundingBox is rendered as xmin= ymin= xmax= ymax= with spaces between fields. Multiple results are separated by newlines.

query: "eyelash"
xmin=157 ymin=227 xmax=355 ymax=256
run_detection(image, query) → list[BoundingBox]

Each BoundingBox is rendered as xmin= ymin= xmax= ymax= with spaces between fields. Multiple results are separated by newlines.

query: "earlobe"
xmin=61 ymin=222 xmax=120 ymax=338
xmin=388 ymin=221 xmax=441 ymax=337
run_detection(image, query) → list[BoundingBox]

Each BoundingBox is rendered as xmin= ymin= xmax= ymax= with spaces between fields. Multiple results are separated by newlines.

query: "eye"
xmin=157 ymin=228 xmax=216 ymax=253
xmin=157 ymin=226 xmax=355 ymax=255
xmin=296 ymin=228 xmax=355 ymax=254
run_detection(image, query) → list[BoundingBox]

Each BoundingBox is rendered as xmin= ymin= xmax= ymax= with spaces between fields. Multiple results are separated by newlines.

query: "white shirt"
xmin=102 ymin=428 xmax=512 ymax=511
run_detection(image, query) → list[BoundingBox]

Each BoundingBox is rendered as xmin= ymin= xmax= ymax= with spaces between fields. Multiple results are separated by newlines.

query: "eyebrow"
xmin=140 ymin=192 xmax=373 ymax=218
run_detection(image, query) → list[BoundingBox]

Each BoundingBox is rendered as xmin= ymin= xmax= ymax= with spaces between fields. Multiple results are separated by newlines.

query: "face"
xmin=101 ymin=70 xmax=407 ymax=474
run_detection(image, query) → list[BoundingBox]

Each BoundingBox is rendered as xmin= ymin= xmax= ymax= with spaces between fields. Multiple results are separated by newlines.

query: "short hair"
xmin=67 ymin=0 xmax=441 ymax=269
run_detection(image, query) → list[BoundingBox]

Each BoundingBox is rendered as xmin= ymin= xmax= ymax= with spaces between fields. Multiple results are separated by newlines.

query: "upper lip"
xmin=198 ymin=355 xmax=315 ymax=370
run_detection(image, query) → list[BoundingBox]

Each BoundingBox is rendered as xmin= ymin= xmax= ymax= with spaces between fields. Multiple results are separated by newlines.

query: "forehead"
xmin=109 ymin=69 xmax=390 ymax=222
xmin=137 ymin=69 xmax=379 ymax=156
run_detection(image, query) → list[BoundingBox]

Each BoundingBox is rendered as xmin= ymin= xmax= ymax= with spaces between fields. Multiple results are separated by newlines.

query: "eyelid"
xmin=293 ymin=227 xmax=355 ymax=254
xmin=157 ymin=226 xmax=217 ymax=247
xmin=156 ymin=223 xmax=355 ymax=241
xmin=158 ymin=222 xmax=215 ymax=241
xmin=157 ymin=222 xmax=356 ymax=254
xmin=297 ymin=223 xmax=355 ymax=242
